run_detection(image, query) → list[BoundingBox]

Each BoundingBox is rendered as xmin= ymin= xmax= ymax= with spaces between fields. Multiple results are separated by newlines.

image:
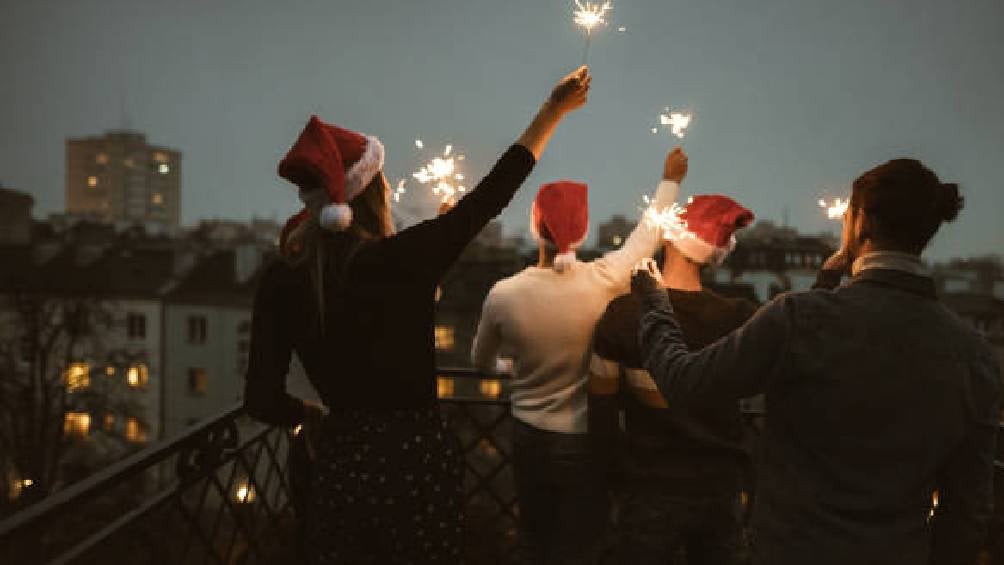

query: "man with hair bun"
xmin=630 ymin=158 xmax=998 ymax=565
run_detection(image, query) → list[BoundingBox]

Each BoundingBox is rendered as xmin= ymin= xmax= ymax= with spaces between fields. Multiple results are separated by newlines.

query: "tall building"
xmin=66 ymin=130 xmax=181 ymax=228
xmin=0 ymin=186 xmax=34 ymax=245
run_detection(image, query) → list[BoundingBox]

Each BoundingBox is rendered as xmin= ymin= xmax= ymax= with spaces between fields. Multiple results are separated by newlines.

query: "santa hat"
xmin=277 ymin=115 xmax=384 ymax=246
xmin=530 ymin=181 xmax=589 ymax=272
xmin=672 ymin=194 xmax=754 ymax=266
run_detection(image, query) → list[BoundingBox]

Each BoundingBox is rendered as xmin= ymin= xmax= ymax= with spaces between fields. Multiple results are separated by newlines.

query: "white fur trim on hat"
xmin=671 ymin=233 xmax=737 ymax=266
xmin=319 ymin=203 xmax=354 ymax=232
xmin=344 ymin=135 xmax=385 ymax=202
xmin=553 ymin=251 xmax=578 ymax=273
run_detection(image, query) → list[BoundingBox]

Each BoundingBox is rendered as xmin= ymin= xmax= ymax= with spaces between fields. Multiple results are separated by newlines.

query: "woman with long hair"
xmin=243 ymin=66 xmax=591 ymax=563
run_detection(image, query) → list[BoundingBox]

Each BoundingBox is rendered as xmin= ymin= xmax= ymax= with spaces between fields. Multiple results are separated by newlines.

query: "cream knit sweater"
xmin=471 ymin=180 xmax=678 ymax=434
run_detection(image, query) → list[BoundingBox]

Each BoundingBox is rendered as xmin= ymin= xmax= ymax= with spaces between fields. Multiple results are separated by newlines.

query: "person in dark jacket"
xmin=590 ymin=194 xmax=757 ymax=565
xmin=629 ymin=158 xmax=999 ymax=565
xmin=243 ymin=66 xmax=592 ymax=564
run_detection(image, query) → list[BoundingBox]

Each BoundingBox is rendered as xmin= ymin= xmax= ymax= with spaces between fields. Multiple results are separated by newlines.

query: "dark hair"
xmin=850 ymin=159 xmax=963 ymax=253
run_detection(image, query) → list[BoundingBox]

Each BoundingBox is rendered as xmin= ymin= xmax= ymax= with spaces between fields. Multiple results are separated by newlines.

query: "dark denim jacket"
xmin=636 ymin=268 xmax=1000 ymax=565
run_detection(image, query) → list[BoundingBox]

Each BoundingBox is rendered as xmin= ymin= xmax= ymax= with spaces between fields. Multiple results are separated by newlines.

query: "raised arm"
xmin=930 ymin=353 xmax=1000 ymax=565
xmin=385 ymin=67 xmax=592 ymax=281
xmin=594 ymin=148 xmax=687 ymax=289
xmin=630 ymin=262 xmax=791 ymax=403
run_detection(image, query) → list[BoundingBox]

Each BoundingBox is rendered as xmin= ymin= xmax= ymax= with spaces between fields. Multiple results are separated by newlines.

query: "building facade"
xmin=66 ymin=130 xmax=181 ymax=229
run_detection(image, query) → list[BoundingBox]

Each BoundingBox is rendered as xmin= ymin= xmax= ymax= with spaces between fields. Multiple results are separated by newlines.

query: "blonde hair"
xmin=283 ymin=172 xmax=394 ymax=334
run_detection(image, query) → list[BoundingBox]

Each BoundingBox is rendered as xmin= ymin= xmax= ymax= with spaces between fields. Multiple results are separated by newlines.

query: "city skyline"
xmin=2 ymin=0 xmax=1003 ymax=260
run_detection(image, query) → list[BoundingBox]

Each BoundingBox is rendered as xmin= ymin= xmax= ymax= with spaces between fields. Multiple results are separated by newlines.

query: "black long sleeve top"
xmin=244 ymin=145 xmax=536 ymax=426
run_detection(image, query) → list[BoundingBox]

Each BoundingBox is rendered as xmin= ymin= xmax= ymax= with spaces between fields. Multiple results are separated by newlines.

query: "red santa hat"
xmin=277 ymin=115 xmax=384 ymax=247
xmin=672 ymin=194 xmax=754 ymax=266
xmin=530 ymin=181 xmax=589 ymax=272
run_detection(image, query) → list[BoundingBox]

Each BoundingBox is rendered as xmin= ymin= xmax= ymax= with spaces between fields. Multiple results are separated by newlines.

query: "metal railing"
xmin=1 ymin=369 xmax=999 ymax=564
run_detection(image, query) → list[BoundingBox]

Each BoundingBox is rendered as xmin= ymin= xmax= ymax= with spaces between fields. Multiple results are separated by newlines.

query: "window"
xmin=434 ymin=325 xmax=454 ymax=351
xmin=127 ymin=312 xmax=146 ymax=339
xmin=153 ymin=151 xmax=169 ymax=163
xmin=127 ymin=363 xmax=149 ymax=388
xmin=158 ymin=163 xmax=170 ymax=174
xmin=124 ymin=157 xmax=135 ymax=168
xmin=95 ymin=153 xmax=108 ymax=165
xmin=103 ymin=413 xmax=115 ymax=431
xmin=64 ymin=412 xmax=91 ymax=438
xmin=151 ymin=192 xmax=163 ymax=205
xmin=233 ymin=479 xmax=256 ymax=504
xmin=436 ymin=376 xmax=455 ymax=399
xmin=612 ymin=235 xmax=623 ymax=247
xmin=105 ymin=365 xmax=116 ymax=377
xmin=87 ymin=176 xmax=98 ymax=188
xmin=125 ymin=418 xmax=147 ymax=443
xmin=188 ymin=368 xmax=208 ymax=396
xmin=65 ymin=362 xmax=90 ymax=391
xmin=187 ymin=316 xmax=207 ymax=344
xmin=479 ymin=379 xmax=502 ymax=399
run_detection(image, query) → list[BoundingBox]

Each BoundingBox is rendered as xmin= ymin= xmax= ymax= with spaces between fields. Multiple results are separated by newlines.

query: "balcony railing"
xmin=0 ymin=369 xmax=997 ymax=564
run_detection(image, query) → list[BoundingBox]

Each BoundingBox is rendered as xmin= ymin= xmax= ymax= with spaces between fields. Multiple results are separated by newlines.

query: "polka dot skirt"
xmin=306 ymin=407 xmax=465 ymax=564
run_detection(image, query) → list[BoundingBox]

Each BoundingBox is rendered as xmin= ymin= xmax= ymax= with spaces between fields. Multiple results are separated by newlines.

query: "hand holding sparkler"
xmin=547 ymin=65 xmax=592 ymax=115
xmin=518 ymin=66 xmax=592 ymax=159
xmin=663 ymin=146 xmax=688 ymax=183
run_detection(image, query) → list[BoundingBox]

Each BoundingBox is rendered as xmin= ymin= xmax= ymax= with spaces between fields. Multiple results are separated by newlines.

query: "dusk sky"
xmin=2 ymin=0 xmax=1002 ymax=259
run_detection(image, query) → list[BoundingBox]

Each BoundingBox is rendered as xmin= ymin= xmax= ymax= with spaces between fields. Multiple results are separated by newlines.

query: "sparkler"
xmin=392 ymin=179 xmax=407 ymax=203
xmin=653 ymin=108 xmax=693 ymax=139
xmin=412 ymin=142 xmax=467 ymax=205
xmin=818 ymin=197 xmax=848 ymax=220
xmin=573 ymin=1 xmax=612 ymax=65
xmin=642 ymin=194 xmax=696 ymax=242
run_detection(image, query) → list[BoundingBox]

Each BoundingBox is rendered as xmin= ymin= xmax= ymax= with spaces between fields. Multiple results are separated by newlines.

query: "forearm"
xmin=516 ymin=102 xmax=565 ymax=161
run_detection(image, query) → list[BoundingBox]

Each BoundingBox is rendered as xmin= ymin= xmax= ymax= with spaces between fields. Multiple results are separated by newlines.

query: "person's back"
xmin=754 ymin=269 xmax=997 ymax=563
xmin=629 ymin=158 xmax=999 ymax=565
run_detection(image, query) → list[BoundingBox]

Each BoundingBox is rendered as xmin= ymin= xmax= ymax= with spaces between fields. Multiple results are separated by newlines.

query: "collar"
xmin=851 ymin=251 xmax=927 ymax=277
xmin=850 ymin=268 xmax=937 ymax=299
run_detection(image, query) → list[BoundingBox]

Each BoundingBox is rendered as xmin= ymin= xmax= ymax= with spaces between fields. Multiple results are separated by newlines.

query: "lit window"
xmin=127 ymin=312 xmax=146 ymax=339
xmin=234 ymin=479 xmax=256 ymax=504
xmin=64 ymin=412 xmax=91 ymax=438
xmin=153 ymin=152 xmax=169 ymax=163
xmin=479 ymin=379 xmax=502 ymax=399
xmin=434 ymin=325 xmax=455 ymax=351
xmin=612 ymin=235 xmax=623 ymax=246
xmin=436 ymin=376 xmax=455 ymax=399
xmin=124 ymin=158 xmax=135 ymax=168
xmin=65 ymin=362 xmax=90 ymax=391
xmin=187 ymin=316 xmax=207 ymax=344
xmin=151 ymin=193 xmax=163 ymax=205
xmin=127 ymin=364 xmax=149 ymax=388
xmin=158 ymin=164 xmax=170 ymax=174
xmin=95 ymin=153 xmax=109 ymax=165
xmin=105 ymin=366 xmax=116 ymax=377
xmin=87 ymin=176 xmax=98 ymax=188
xmin=188 ymin=368 xmax=208 ymax=396
xmin=125 ymin=418 xmax=147 ymax=443
xmin=104 ymin=413 xmax=115 ymax=431
xmin=8 ymin=478 xmax=34 ymax=501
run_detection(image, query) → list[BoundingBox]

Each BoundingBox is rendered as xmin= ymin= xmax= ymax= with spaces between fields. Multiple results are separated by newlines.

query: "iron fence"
xmin=0 ymin=369 xmax=999 ymax=564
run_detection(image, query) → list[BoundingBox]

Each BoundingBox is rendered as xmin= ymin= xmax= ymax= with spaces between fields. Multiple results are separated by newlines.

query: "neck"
xmin=537 ymin=245 xmax=556 ymax=268
xmin=661 ymin=249 xmax=703 ymax=291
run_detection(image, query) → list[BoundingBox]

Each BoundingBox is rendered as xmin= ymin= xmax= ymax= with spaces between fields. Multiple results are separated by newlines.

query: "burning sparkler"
xmin=818 ymin=197 xmax=848 ymax=220
xmin=392 ymin=179 xmax=407 ymax=203
xmin=642 ymin=194 xmax=696 ymax=242
xmin=653 ymin=108 xmax=693 ymax=139
xmin=412 ymin=142 xmax=467 ymax=205
xmin=573 ymin=1 xmax=613 ymax=64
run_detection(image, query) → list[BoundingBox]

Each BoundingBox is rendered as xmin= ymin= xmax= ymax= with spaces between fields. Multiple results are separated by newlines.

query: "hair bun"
xmin=936 ymin=182 xmax=963 ymax=222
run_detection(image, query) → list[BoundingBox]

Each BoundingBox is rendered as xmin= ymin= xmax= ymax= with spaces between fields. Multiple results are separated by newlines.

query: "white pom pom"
xmin=319 ymin=203 xmax=353 ymax=231
xmin=553 ymin=251 xmax=577 ymax=273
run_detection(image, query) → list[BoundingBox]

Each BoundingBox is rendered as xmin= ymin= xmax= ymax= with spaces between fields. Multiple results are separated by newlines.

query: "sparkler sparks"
xmin=656 ymin=110 xmax=693 ymax=139
xmin=412 ymin=144 xmax=467 ymax=204
xmin=392 ymin=179 xmax=407 ymax=203
xmin=573 ymin=1 xmax=613 ymax=32
xmin=642 ymin=195 xmax=696 ymax=242
xmin=573 ymin=1 xmax=613 ymax=64
xmin=818 ymin=197 xmax=848 ymax=220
